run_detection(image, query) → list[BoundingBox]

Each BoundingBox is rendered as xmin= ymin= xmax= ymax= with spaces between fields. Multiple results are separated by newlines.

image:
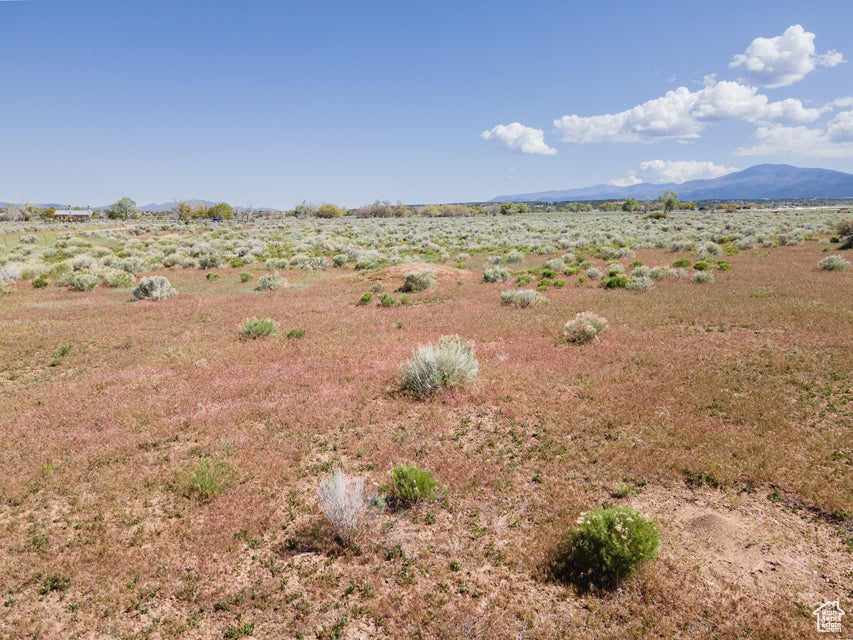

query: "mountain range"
xmin=489 ymin=164 xmax=853 ymax=202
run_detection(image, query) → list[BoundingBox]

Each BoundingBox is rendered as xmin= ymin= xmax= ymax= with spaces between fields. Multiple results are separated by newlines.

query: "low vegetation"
xmin=400 ymin=335 xmax=479 ymax=394
xmin=563 ymin=312 xmax=609 ymax=343
xmin=239 ymin=317 xmax=278 ymax=339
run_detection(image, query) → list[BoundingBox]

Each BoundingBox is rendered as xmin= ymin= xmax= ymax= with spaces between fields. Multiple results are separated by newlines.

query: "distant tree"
xmin=294 ymin=201 xmax=318 ymax=218
xmin=108 ymin=197 xmax=137 ymax=220
xmin=207 ymin=202 xmax=234 ymax=219
xmin=659 ymin=191 xmax=678 ymax=215
xmin=315 ymin=203 xmax=345 ymax=218
xmin=173 ymin=201 xmax=193 ymax=220
xmin=622 ymin=198 xmax=640 ymax=213
xmin=500 ymin=201 xmax=515 ymax=215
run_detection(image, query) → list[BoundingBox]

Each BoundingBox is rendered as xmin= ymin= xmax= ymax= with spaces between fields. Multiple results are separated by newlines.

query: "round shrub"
xmin=692 ymin=271 xmax=715 ymax=284
xmin=625 ymin=276 xmax=654 ymax=291
xmin=133 ymin=276 xmax=177 ymax=301
xmin=255 ymin=273 xmax=285 ymax=290
xmin=62 ymin=272 xmax=99 ymax=292
xmin=401 ymin=335 xmax=478 ymax=395
xmin=819 ymin=255 xmax=850 ymax=271
xmin=401 ymin=269 xmax=435 ymax=293
xmin=239 ymin=317 xmax=278 ymax=339
xmin=553 ymin=506 xmax=659 ymax=589
xmin=483 ymin=267 xmax=511 ymax=283
xmin=563 ymin=312 xmax=608 ymax=344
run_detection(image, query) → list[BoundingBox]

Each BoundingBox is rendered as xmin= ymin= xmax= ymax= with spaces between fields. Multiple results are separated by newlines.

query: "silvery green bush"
xmin=133 ymin=276 xmax=177 ymax=301
xmin=401 ymin=335 xmax=479 ymax=395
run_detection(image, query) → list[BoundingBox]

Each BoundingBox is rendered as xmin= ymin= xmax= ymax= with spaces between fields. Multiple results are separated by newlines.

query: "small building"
xmin=54 ymin=206 xmax=95 ymax=221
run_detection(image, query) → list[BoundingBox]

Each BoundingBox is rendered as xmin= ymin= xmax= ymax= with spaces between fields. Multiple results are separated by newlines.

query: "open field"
xmin=0 ymin=211 xmax=851 ymax=639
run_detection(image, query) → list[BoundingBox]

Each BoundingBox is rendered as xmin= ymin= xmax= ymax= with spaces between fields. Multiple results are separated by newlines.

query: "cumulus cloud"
xmin=737 ymin=111 xmax=853 ymax=157
xmin=730 ymin=25 xmax=844 ymax=88
xmin=554 ymin=78 xmax=823 ymax=144
xmin=481 ymin=122 xmax=556 ymax=155
xmin=609 ymin=160 xmax=739 ymax=186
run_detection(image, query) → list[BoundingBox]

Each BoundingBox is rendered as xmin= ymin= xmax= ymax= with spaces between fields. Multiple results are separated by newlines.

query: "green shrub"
xmin=239 ymin=317 xmax=278 ymax=339
xmin=100 ymin=268 xmax=136 ymax=288
xmin=552 ymin=506 xmax=659 ymax=589
xmin=390 ymin=464 xmax=439 ymax=506
xmin=602 ymin=275 xmax=628 ymax=289
xmin=716 ymin=260 xmax=732 ymax=271
xmin=483 ymin=267 xmax=510 ymax=282
xmin=401 ymin=335 xmax=478 ymax=395
xmin=63 ymin=272 xmax=99 ymax=292
xmin=672 ymin=258 xmax=691 ymax=268
xmin=692 ymin=271 xmax=715 ymax=284
xmin=230 ymin=257 xmax=246 ymax=268
xmin=332 ymin=253 xmax=348 ymax=267
xmin=401 ymin=269 xmax=435 ymax=292
xmin=563 ymin=312 xmax=608 ymax=344
xmin=693 ymin=261 xmax=710 ymax=271
xmin=819 ymin=255 xmax=850 ymax=271
xmin=516 ymin=274 xmax=532 ymax=286
xmin=358 ymin=292 xmax=373 ymax=305
xmin=239 ymin=273 xmax=253 ymax=283
xmin=32 ymin=275 xmax=48 ymax=289
xmin=205 ymin=272 xmax=219 ymax=281
xmin=378 ymin=293 xmax=395 ymax=307
xmin=836 ymin=219 xmax=853 ymax=249
xmin=287 ymin=328 xmax=306 ymax=339
xmin=133 ymin=276 xmax=177 ymax=301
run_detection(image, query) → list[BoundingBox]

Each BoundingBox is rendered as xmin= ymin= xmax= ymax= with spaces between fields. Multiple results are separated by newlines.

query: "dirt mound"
xmin=632 ymin=486 xmax=849 ymax=606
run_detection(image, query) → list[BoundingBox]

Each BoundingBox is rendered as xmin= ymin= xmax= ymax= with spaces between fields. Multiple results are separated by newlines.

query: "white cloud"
xmin=610 ymin=160 xmax=739 ymax=186
xmin=729 ymin=24 xmax=845 ymax=88
xmin=481 ymin=122 xmax=556 ymax=155
xmin=609 ymin=175 xmax=643 ymax=187
xmin=554 ymin=79 xmax=822 ymax=144
xmin=737 ymin=111 xmax=853 ymax=157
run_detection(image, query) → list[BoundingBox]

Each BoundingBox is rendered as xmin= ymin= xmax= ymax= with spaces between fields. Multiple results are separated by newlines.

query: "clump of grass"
xmin=551 ymin=506 xmax=659 ymax=590
xmin=239 ymin=273 xmax=253 ymax=283
xmin=178 ymin=458 xmax=234 ymax=503
xmin=358 ymin=292 xmax=373 ymax=305
xmin=286 ymin=328 xmax=305 ymax=339
xmin=317 ymin=469 xmax=365 ymax=545
xmin=239 ymin=317 xmax=278 ymax=339
xmin=692 ymin=271 xmax=715 ymax=284
xmin=818 ymin=255 xmax=850 ymax=271
xmin=563 ymin=312 xmax=608 ymax=344
xmin=400 ymin=269 xmax=435 ymax=293
xmin=378 ymin=293 xmax=395 ymax=307
xmin=389 ymin=464 xmax=439 ymax=506
xmin=32 ymin=275 xmax=49 ymax=289
xmin=133 ymin=276 xmax=177 ymax=301
xmin=672 ymin=258 xmax=691 ymax=268
xmin=255 ymin=273 xmax=285 ymax=290
xmin=401 ymin=335 xmax=478 ymax=395
xmin=483 ymin=267 xmax=510 ymax=282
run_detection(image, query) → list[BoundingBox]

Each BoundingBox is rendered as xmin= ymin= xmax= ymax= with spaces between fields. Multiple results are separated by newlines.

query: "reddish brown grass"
xmin=0 ymin=240 xmax=850 ymax=638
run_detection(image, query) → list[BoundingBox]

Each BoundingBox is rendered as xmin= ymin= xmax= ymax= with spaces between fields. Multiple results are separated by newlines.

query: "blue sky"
xmin=2 ymin=0 xmax=852 ymax=208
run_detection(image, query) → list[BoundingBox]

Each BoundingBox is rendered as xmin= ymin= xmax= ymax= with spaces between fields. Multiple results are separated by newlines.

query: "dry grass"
xmin=0 ymin=235 xmax=850 ymax=639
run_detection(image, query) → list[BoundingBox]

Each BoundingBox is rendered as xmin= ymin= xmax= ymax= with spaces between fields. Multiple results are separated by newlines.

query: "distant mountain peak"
xmin=490 ymin=164 xmax=853 ymax=202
